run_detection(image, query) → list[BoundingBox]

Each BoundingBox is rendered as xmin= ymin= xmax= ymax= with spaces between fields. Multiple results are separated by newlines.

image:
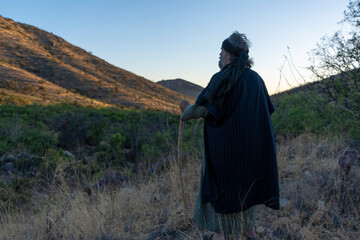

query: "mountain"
xmin=0 ymin=16 xmax=187 ymax=112
xmin=157 ymin=78 xmax=204 ymax=99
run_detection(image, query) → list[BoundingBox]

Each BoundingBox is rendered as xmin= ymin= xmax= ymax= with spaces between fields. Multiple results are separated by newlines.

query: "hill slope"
xmin=157 ymin=78 xmax=204 ymax=99
xmin=0 ymin=16 xmax=187 ymax=112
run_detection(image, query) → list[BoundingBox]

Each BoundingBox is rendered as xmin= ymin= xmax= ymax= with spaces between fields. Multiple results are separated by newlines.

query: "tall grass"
xmin=0 ymin=134 xmax=359 ymax=239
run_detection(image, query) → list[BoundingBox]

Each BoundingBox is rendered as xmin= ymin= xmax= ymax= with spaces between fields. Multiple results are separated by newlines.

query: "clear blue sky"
xmin=1 ymin=0 xmax=349 ymax=94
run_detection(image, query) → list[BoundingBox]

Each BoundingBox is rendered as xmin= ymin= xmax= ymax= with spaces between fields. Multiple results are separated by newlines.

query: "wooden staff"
xmin=177 ymin=119 xmax=189 ymax=226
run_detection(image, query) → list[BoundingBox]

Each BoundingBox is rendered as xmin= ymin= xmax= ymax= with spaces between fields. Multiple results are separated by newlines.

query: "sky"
xmin=1 ymin=0 xmax=349 ymax=95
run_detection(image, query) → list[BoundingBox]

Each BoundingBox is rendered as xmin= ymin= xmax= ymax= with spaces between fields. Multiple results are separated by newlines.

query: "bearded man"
xmin=179 ymin=32 xmax=279 ymax=240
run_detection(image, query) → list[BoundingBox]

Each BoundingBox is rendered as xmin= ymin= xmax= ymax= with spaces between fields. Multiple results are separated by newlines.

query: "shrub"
xmin=18 ymin=126 xmax=57 ymax=155
xmin=56 ymin=113 xmax=89 ymax=148
xmin=272 ymin=91 xmax=359 ymax=140
xmin=0 ymin=177 xmax=32 ymax=209
xmin=39 ymin=148 xmax=68 ymax=178
xmin=0 ymin=95 xmax=32 ymax=105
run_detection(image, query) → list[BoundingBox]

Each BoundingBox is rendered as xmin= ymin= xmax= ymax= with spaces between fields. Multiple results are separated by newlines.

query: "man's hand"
xmin=179 ymin=99 xmax=190 ymax=112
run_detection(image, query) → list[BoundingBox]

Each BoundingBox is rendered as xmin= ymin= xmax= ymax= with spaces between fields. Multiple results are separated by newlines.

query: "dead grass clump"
xmin=0 ymin=134 xmax=359 ymax=239
xmin=0 ymin=156 xmax=202 ymax=239
xmin=258 ymin=134 xmax=359 ymax=239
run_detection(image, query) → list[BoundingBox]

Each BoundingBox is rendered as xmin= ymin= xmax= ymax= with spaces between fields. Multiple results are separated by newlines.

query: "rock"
xmin=1 ymin=162 xmax=15 ymax=172
xmin=0 ymin=176 xmax=12 ymax=185
xmin=290 ymin=209 xmax=299 ymax=221
xmin=36 ymin=193 xmax=46 ymax=199
xmin=284 ymin=165 xmax=297 ymax=174
xmin=277 ymin=217 xmax=291 ymax=227
xmin=176 ymin=205 xmax=183 ymax=214
xmin=317 ymin=200 xmax=326 ymax=211
xmin=299 ymin=227 xmax=311 ymax=238
xmin=120 ymin=187 xmax=134 ymax=195
xmin=25 ymin=171 xmax=36 ymax=177
xmin=4 ymin=154 xmax=16 ymax=162
xmin=290 ymin=223 xmax=301 ymax=233
xmin=96 ymin=170 xmax=129 ymax=191
xmin=339 ymin=150 xmax=358 ymax=174
xmin=146 ymin=229 xmax=176 ymax=240
xmin=311 ymin=210 xmax=325 ymax=225
xmin=280 ymin=198 xmax=290 ymax=208
xmin=0 ymin=154 xmax=7 ymax=164
xmin=0 ymin=154 xmax=16 ymax=166
xmin=161 ymin=208 xmax=170 ymax=219
xmin=256 ymin=226 xmax=266 ymax=237
xmin=151 ymin=193 xmax=164 ymax=203
xmin=82 ymin=157 xmax=89 ymax=165
xmin=64 ymin=151 xmax=75 ymax=159
xmin=164 ymin=215 xmax=184 ymax=232
xmin=299 ymin=211 xmax=309 ymax=220
xmin=304 ymin=170 xmax=312 ymax=178
xmin=332 ymin=214 xmax=341 ymax=228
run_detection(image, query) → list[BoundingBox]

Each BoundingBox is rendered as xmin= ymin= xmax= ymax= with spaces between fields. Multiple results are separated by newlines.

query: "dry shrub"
xmin=0 ymin=155 xmax=202 ymax=240
xmin=0 ymin=135 xmax=359 ymax=239
xmin=257 ymin=134 xmax=360 ymax=240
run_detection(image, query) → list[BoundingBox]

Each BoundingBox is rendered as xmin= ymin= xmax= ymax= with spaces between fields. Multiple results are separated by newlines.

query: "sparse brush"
xmin=0 ymin=134 xmax=359 ymax=239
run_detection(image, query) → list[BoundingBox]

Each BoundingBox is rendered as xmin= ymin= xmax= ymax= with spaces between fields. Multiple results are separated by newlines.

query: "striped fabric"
xmin=196 ymin=68 xmax=279 ymax=214
xmin=193 ymin=150 xmax=257 ymax=236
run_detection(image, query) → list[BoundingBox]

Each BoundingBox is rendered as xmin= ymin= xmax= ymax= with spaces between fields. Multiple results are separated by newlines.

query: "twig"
xmin=177 ymin=119 xmax=188 ymax=226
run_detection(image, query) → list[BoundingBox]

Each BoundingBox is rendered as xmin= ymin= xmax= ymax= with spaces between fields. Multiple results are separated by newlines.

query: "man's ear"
xmin=225 ymin=51 xmax=231 ymax=62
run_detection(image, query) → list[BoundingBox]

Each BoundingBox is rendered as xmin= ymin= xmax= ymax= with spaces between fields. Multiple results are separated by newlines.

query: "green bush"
xmin=0 ymin=140 xmax=11 ymax=155
xmin=272 ymin=91 xmax=359 ymax=140
xmin=18 ymin=126 xmax=57 ymax=155
xmin=109 ymin=133 xmax=126 ymax=152
xmin=39 ymin=148 xmax=69 ymax=177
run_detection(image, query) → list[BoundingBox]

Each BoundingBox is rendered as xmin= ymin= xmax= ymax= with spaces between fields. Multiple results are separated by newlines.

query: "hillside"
xmin=0 ymin=16 xmax=188 ymax=112
xmin=271 ymin=68 xmax=360 ymax=103
xmin=157 ymin=78 xmax=204 ymax=99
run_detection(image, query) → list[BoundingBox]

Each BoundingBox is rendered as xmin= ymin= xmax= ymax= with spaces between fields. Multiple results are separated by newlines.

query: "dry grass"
xmin=0 ymin=134 xmax=359 ymax=240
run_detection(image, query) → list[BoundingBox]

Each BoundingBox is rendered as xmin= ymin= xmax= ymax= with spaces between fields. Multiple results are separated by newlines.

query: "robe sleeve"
xmin=180 ymin=104 xmax=208 ymax=121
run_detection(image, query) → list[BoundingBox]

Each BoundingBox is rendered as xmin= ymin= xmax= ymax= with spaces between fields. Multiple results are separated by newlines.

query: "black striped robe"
xmin=196 ymin=68 xmax=279 ymax=214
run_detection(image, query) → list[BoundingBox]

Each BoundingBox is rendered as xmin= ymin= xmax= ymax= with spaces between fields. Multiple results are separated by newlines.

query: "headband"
xmin=222 ymin=39 xmax=248 ymax=56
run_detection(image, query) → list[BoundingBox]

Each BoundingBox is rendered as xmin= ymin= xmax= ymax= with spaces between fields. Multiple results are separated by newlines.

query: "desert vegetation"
xmin=0 ymin=1 xmax=359 ymax=239
xmin=0 ymin=126 xmax=358 ymax=239
xmin=0 ymin=83 xmax=358 ymax=240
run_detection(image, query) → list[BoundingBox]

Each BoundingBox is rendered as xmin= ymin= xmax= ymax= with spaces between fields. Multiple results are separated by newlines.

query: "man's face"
xmin=218 ymin=48 xmax=227 ymax=69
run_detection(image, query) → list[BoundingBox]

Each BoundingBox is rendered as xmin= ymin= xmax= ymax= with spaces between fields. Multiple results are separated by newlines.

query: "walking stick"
xmin=177 ymin=119 xmax=189 ymax=226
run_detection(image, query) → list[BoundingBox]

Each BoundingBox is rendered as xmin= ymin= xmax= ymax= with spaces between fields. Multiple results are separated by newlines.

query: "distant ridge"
xmin=0 ymin=15 xmax=187 ymax=112
xmin=157 ymin=78 xmax=204 ymax=99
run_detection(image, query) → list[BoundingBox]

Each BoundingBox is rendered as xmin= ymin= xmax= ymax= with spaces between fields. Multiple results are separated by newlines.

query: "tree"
xmin=309 ymin=0 xmax=360 ymax=111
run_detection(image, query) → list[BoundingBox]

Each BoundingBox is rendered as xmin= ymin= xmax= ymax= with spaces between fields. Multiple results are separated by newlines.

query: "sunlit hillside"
xmin=0 ymin=16 xmax=190 ymax=112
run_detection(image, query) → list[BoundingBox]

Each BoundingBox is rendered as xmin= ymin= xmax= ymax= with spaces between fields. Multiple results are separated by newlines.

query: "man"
xmin=179 ymin=32 xmax=279 ymax=240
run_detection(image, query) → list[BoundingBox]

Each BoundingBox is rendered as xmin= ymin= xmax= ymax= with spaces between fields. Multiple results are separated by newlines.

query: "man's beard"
xmin=218 ymin=59 xmax=225 ymax=69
